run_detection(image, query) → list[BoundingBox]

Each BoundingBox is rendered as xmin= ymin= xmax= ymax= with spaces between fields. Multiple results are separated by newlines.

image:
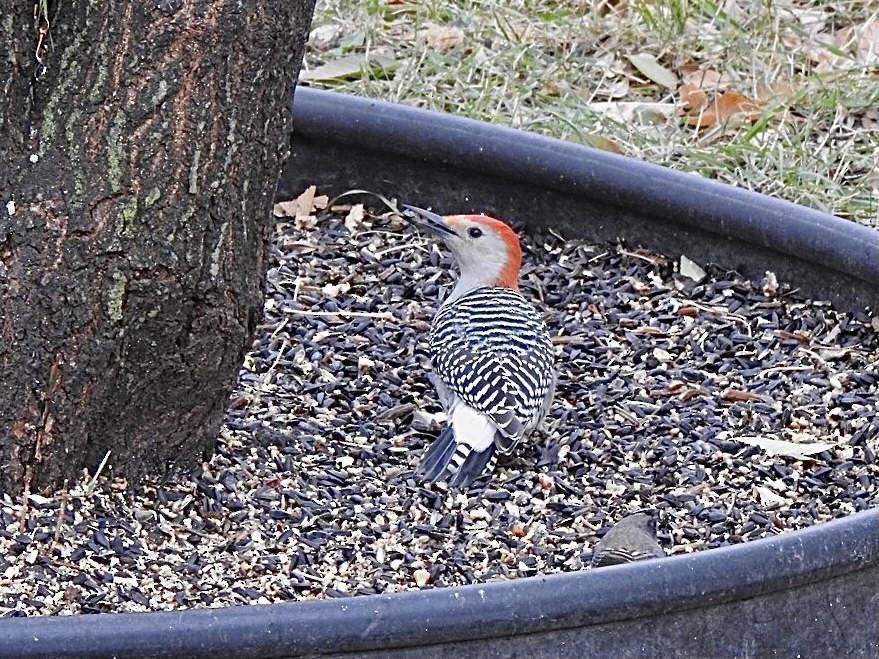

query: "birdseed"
xmin=1 ymin=202 xmax=877 ymax=616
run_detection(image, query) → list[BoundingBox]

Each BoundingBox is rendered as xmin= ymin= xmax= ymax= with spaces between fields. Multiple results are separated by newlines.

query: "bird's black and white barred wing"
xmin=430 ymin=346 xmax=525 ymax=443
xmin=428 ymin=287 xmax=554 ymax=451
xmin=493 ymin=350 xmax=555 ymax=452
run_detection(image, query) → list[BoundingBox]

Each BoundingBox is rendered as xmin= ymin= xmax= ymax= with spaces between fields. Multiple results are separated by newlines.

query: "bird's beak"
xmin=401 ymin=204 xmax=458 ymax=238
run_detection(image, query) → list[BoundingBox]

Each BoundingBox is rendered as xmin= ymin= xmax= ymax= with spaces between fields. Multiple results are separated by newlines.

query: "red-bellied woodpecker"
xmin=401 ymin=205 xmax=555 ymax=488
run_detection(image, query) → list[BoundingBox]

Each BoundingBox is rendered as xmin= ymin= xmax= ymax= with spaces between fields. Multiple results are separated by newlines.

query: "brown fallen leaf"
xmin=685 ymin=91 xmax=764 ymax=129
xmin=423 ymin=24 xmax=464 ymax=51
xmin=678 ymin=81 xmax=708 ymax=111
xmin=777 ymin=329 xmax=810 ymax=343
xmin=582 ymin=133 xmax=625 ymax=155
xmin=721 ymin=389 xmax=767 ymax=402
xmin=755 ymin=80 xmax=798 ymax=104
xmin=677 ymin=68 xmax=737 ymax=113
xmin=275 ymin=239 xmax=319 ymax=254
xmin=272 ymin=185 xmax=329 ymax=220
xmin=679 ymin=388 xmax=709 ymax=401
xmin=680 ymin=67 xmax=730 ymax=91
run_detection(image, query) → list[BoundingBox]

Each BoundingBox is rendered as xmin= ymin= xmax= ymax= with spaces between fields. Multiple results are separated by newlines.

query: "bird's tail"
xmin=417 ymin=426 xmax=497 ymax=488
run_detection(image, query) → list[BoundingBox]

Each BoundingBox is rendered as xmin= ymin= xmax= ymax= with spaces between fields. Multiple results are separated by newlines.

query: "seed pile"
xmin=1 ymin=204 xmax=877 ymax=616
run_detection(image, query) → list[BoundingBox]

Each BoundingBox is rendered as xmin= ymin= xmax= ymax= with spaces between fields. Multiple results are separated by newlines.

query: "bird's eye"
xmin=467 ymin=227 xmax=483 ymax=238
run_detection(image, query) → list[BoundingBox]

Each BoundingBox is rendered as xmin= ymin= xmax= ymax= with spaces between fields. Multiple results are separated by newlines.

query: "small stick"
xmin=262 ymin=337 xmax=290 ymax=385
xmin=85 ymin=450 xmax=111 ymax=497
xmin=281 ymin=308 xmax=394 ymax=320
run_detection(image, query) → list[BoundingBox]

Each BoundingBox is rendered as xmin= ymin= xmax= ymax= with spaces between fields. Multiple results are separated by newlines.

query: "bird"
xmin=590 ymin=512 xmax=665 ymax=568
xmin=400 ymin=204 xmax=555 ymax=488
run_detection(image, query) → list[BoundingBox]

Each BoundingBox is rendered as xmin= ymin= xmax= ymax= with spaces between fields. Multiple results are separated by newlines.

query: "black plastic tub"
xmin=2 ymin=87 xmax=877 ymax=658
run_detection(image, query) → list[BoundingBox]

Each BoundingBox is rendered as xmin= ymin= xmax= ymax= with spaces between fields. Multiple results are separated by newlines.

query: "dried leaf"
xmin=344 ymin=203 xmax=367 ymax=232
xmin=721 ymin=389 xmax=766 ymax=402
xmin=680 ymin=68 xmax=730 ymax=90
xmin=786 ymin=6 xmax=830 ymax=33
xmin=679 ymin=255 xmax=707 ymax=281
xmin=587 ymin=101 xmax=676 ymax=124
xmin=754 ymin=486 xmax=786 ymax=510
xmin=811 ymin=35 xmax=851 ymax=71
xmin=375 ymin=403 xmax=416 ymax=422
xmin=777 ymin=329 xmax=810 ymax=343
xmin=627 ymin=53 xmax=678 ymax=89
xmin=423 ymin=24 xmax=464 ymax=51
xmin=678 ymin=81 xmax=708 ymax=111
xmin=276 ymin=239 xmax=318 ymax=255
xmin=272 ymin=199 xmax=299 ymax=218
xmin=594 ymin=77 xmax=630 ymax=100
xmin=295 ymin=185 xmax=317 ymax=218
xmin=300 ymin=53 xmax=397 ymax=82
xmin=308 ymin=24 xmax=343 ymax=51
xmin=412 ymin=568 xmax=431 ymax=587
xmin=338 ymin=31 xmax=366 ymax=50
xmin=813 ymin=17 xmax=879 ymax=71
xmin=272 ymin=185 xmax=329 ymax=220
xmin=686 ymin=91 xmax=763 ymax=129
xmin=581 ymin=133 xmax=625 ymax=154
xmin=735 ymin=435 xmax=836 ymax=460
xmin=755 ymin=81 xmax=798 ymax=103
xmin=855 ymin=18 xmax=879 ymax=63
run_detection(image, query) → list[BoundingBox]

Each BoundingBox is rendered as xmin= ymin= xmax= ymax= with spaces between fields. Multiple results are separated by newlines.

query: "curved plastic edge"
xmin=289 ymin=87 xmax=879 ymax=287
xmin=2 ymin=508 xmax=877 ymax=658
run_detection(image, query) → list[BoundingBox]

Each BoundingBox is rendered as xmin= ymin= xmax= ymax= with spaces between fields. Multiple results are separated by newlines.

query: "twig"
xmin=269 ymin=317 xmax=289 ymax=340
xmin=85 ymin=450 xmax=111 ymax=497
xmin=281 ymin=308 xmax=395 ymax=320
xmin=262 ymin=337 xmax=290 ymax=385
xmin=374 ymin=244 xmax=421 ymax=259
xmin=619 ymin=247 xmax=668 ymax=266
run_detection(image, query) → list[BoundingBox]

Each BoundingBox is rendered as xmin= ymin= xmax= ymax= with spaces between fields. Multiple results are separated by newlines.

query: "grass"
xmin=302 ymin=0 xmax=878 ymax=226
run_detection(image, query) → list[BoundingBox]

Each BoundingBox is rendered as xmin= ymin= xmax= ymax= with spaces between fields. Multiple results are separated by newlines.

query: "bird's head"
xmin=402 ymin=204 xmax=522 ymax=292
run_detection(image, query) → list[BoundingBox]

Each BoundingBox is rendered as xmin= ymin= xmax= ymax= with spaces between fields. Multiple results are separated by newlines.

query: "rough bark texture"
xmin=0 ymin=0 xmax=315 ymax=494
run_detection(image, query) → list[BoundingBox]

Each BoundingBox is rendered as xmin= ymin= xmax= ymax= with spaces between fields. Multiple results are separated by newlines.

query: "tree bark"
xmin=0 ymin=0 xmax=315 ymax=494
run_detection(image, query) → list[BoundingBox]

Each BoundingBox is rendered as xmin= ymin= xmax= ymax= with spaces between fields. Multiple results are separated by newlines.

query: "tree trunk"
xmin=0 ymin=0 xmax=315 ymax=494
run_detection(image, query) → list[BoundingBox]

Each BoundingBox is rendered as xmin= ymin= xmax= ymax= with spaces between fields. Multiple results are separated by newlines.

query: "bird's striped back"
xmin=428 ymin=287 xmax=554 ymax=450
